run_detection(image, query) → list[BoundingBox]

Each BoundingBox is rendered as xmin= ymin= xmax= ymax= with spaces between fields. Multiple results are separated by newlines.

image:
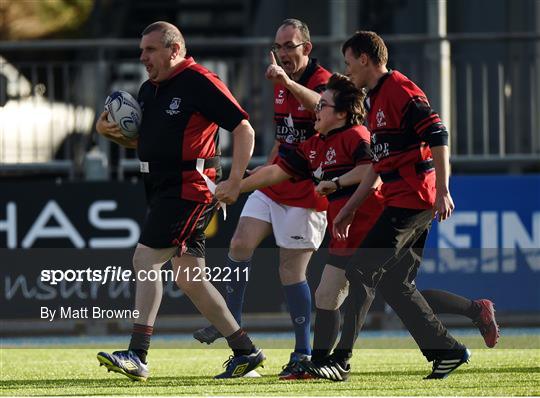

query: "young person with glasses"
xmin=229 ymin=73 xmax=383 ymax=381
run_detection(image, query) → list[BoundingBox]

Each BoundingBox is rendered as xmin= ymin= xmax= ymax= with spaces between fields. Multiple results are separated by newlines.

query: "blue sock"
xmin=224 ymin=256 xmax=251 ymax=325
xmin=283 ymin=280 xmax=312 ymax=355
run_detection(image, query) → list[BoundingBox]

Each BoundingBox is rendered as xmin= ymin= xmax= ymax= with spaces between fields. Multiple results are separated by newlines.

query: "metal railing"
xmin=1 ymin=33 xmax=538 ymax=179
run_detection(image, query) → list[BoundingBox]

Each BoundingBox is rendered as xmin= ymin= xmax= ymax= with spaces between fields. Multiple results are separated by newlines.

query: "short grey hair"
xmin=141 ymin=21 xmax=186 ymax=56
xmin=279 ymin=18 xmax=311 ymax=42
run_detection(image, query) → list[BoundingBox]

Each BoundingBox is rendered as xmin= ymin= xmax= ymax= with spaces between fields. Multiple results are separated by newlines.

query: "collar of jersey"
xmin=319 ymin=124 xmax=351 ymax=140
xmin=367 ymin=69 xmax=393 ymax=97
xmin=296 ymin=58 xmax=319 ymax=86
xmin=150 ymin=57 xmax=196 ymax=86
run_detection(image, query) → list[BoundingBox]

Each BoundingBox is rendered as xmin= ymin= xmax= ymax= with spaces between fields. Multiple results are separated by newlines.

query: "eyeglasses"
xmin=271 ymin=42 xmax=306 ymax=53
xmin=315 ymin=101 xmax=336 ymax=112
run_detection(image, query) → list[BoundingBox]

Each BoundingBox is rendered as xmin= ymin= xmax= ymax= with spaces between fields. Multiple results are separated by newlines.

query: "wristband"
xmin=331 ymin=176 xmax=342 ymax=191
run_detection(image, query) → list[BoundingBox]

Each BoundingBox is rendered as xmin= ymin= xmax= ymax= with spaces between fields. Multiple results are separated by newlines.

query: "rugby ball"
xmin=104 ymin=90 xmax=142 ymax=138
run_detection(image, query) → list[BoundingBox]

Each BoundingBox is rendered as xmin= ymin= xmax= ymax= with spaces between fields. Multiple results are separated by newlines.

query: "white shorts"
xmin=240 ymin=190 xmax=327 ymax=249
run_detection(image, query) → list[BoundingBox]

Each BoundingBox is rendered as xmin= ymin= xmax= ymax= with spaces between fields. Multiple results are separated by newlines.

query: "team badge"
xmin=376 ymin=108 xmax=386 ymax=127
xmin=325 ymin=147 xmax=336 ymax=165
xmin=166 ymin=97 xmax=182 ymax=115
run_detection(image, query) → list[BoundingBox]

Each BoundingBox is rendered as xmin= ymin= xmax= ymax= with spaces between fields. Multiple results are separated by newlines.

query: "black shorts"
xmin=139 ymin=179 xmax=217 ymax=257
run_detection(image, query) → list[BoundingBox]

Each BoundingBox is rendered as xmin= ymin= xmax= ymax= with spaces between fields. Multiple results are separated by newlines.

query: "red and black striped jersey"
xmin=366 ymin=70 xmax=448 ymax=209
xmin=260 ymin=58 xmax=331 ymax=211
xmin=276 ymin=124 xmax=383 ymax=214
xmin=137 ymin=57 xmax=248 ymax=203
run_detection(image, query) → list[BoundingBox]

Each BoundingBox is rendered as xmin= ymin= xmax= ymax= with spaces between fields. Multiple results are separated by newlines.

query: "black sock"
xmin=128 ymin=324 xmax=153 ymax=363
xmin=331 ymin=349 xmax=352 ymax=367
xmin=421 ymin=289 xmax=479 ymax=319
xmin=226 ymin=328 xmax=255 ymax=356
xmin=312 ymin=308 xmax=340 ymax=362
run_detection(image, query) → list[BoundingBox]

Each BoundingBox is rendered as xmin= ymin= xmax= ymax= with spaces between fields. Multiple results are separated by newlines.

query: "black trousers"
xmin=335 ymin=206 xmax=459 ymax=362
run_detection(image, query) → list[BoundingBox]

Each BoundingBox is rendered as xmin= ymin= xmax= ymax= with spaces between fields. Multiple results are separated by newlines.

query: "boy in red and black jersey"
xmin=237 ymin=74 xmax=383 ymax=378
xmin=276 ymin=121 xmax=383 ymax=261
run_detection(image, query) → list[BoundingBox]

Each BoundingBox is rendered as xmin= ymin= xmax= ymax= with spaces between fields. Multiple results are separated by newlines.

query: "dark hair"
xmin=279 ymin=18 xmax=310 ymax=42
xmin=141 ymin=21 xmax=186 ymax=57
xmin=326 ymin=73 xmax=366 ymax=125
xmin=342 ymin=31 xmax=388 ymax=66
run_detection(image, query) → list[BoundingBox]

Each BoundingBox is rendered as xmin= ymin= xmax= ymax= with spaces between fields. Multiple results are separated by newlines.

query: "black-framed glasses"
xmin=315 ymin=101 xmax=336 ymax=112
xmin=271 ymin=42 xmax=306 ymax=53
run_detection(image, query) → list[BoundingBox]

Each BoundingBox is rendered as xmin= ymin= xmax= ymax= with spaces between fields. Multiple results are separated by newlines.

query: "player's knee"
xmin=378 ymin=278 xmax=415 ymax=301
xmin=315 ymin=282 xmax=349 ymax=310
xmin=229 ymin=234 xmax=255 ymax=260
xmin=132 ymin=248 xmax=150 ymax=272
xmin=315 ymin=286 xmax=340 ymax=310
xmin=174 ymin=274 xmax=199 ymax=294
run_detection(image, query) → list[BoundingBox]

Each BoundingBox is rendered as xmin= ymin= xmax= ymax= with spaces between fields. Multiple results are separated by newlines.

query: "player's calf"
xmin=193 ymin=324 xmax=223 ymax=344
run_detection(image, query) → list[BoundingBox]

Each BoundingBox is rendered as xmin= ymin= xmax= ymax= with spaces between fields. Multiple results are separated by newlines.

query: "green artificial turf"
xmin=1 ymin=335 xmax=539 ymax=396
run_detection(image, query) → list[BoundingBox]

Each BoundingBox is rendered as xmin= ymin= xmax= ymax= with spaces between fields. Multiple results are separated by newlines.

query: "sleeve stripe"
xmin=415 ymin=114 xmax=441 ymax=134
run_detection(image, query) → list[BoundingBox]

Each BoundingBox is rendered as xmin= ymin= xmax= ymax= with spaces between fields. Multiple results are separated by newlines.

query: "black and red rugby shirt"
xmin=366 ymin=70 xmax=448 ymax=209
xmin=137 ymin=57 xmax=248 ymax=203
xmin=260 ymin=58 xmax=331 ymax=212
xmin=276 ymin=124 xmax=383 ymax=214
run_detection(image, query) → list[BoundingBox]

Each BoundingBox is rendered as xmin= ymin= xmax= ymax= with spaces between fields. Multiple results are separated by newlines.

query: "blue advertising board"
xmin=418 ymin=175 xmax=540 ymax=311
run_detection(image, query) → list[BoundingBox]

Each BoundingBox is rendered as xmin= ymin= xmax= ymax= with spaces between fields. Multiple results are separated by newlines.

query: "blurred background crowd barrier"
xmin=1 ymin=33 xmax=539 ymax=177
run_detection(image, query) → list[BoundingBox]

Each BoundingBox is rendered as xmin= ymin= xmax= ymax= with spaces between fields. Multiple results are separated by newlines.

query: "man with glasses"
xmin=194 ymin=18 xmax=331 ymax=380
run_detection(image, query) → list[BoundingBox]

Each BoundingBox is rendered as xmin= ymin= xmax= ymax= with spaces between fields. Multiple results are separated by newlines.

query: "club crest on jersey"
xmin=376 ymin=108 xmax=386 ymax=127
xmin=275 ymin=89 xmax=285 ymax=104
xmin=325 ymin=147 xmax=336 ymax=165
xmin=166 ymin=97 xmax=181 ymax=115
